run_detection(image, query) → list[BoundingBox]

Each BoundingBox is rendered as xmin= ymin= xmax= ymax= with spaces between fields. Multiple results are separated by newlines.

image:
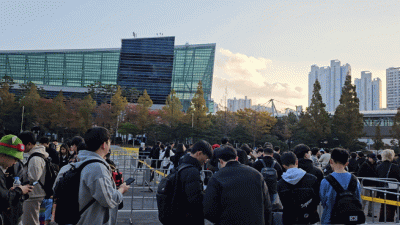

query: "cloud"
xmin=213 ymin=48 xmax=305 ymax=100
xmin=214 ymin=77 xmax=304 ymax=99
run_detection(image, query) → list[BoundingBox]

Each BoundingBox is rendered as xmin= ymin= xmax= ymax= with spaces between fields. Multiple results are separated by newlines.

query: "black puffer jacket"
xmin=357 ymin=160 xmax=378 ymax=187
xmin=253 ymin=156 xmax=283 ymax=194
xmin=175 ymin=154 xmax=205 ymax=225
xmin=277 ymin=172 xmax=320 ymax=225
xmin=376 ymin=161 xmax=400 ymax=200
xmin=204 ymin=161 xmax=272 ymax=225
xmin=298 ymin=158 xmax=324 ymax=185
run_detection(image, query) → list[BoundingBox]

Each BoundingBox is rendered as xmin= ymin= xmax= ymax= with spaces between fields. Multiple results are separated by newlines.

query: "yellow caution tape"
xmin=361 ymin=195 xmax=400 ymax=206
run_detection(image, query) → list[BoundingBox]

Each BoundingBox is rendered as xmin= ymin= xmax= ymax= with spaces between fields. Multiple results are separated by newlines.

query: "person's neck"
xmin=333 ymin=166 xmax=347 ymax=173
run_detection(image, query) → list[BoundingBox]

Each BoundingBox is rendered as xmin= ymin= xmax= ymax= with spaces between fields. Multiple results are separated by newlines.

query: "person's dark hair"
xmin=217 ymin=146 xmax=237 ymax=162
xmin=293 ymin=144 xmax=310 ymax=159
xmin=350 ymin=152 xmax=357 ymax=159
xmin=18 ymin=131 xmax=36 ymax=146
xmin=160 ymin=144 xmax=165 ymax=151
xmin=60 ymin=143 xmax=69 ymax=156
xmin=191 ymin=140 xmax=212 ymax=159
xmin=165 ymin=145 xmax=172 ymax=158
xmin=257 ymin=148 xmax=263 ymax=153
xmin=274 ymin=146 xmax=280 ymax=152
xmin=71 ymin=136 xmax=84 ymax=147
xmin=176 ymin=143 xmax=185 ymax=153
xmin=0 ymin=131 xmax=4 ymax=139
xmin=358 ymin=152 xmax=364 ymax=158
xmin=263 ymin=142 xmax=273 ymax=149
xmin=311 ymin=147 xmax=319 ymax=156
xmin=241 ymin=144 xmax=251 ymax=155
xmin=324 ymin=148 xmax=330 ymax=153
xmin=263 ymin=147 xmax=274 ymax=155
xmin=39 ymin=136 xmax=50 ymax=144
xmin=64 ymin=138 xmax=71 ymax=148
xmin=156 ymin=141 xmax=161 ymax=146
xmin=84 ymin=127 xmax=110 ymax=152
xmin=377 ymin=154 xmax=382 ymax=160
xmin=77 ymin=142 xmax=87 ymax=152
xmin=221 ymin=137 xmax=229 ymax=145
xmin=281 ymin=151 xmax=297 ymax=166
xmin=331 ymin=148 xmax=349 ymax=165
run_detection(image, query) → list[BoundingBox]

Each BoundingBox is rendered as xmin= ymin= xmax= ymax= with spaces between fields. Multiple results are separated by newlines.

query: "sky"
xmin=1 ymin=0 xmax=399 ymax=111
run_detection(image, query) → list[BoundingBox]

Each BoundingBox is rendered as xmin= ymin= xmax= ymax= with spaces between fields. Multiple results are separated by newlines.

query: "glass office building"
xmin=118 ymin=37 xmax=175 ymax=104
xmin=0 ymin=49 xmax=120 ymax=87
xmin=172 ymin=43 xmax=216 ymax=111
xmin=0 ymin=37 xmax=215 ymax=111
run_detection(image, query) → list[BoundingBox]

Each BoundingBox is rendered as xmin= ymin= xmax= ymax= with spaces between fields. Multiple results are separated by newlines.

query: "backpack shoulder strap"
xmin=325 ymin=174 xmax=345 ymax=194
xmin=27 ymin=152 xmax=46 ymax=165
xmin=347 ymin=174 xmax=358 ymax=193
xmin=76 ymin=159 xmax=109 ymax=216
xmin=260 ymin=159 xmax=267 ymax=168
xmin=271 ymin=160 xmax=276 ymax=168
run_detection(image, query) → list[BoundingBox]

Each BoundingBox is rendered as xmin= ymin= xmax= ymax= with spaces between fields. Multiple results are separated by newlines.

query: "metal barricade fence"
xmin=111 ymin=147 xmax=214 ymax=224
xmin=357 ymin=177 xmax=400 ymax=223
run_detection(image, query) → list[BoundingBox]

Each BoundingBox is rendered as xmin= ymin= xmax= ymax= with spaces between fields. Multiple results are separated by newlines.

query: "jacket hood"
xmin=75 ymin=150 xmax=110 ymax=169
xmin=29 ymin=145 xmax=49 ymax=158
xmin=282 ymin=167 xmax=307 ymax=185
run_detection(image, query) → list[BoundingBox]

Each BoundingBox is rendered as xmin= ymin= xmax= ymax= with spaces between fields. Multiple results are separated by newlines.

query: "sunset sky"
xmin=1 ymin=0 xmax=399 ymax=110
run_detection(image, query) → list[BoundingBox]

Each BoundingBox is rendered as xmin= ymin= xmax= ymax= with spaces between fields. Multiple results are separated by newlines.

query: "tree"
xmin=390 ymin=108 xmax=400 ymax=149
xmin=304 ymin=79 xmax=331 ymax=146
xmin=236 ymin=108 xmax=277 ymax=147
xmin=20 ymin=83 xmax=41 ymax=130
xmin=0 ymin=81 xmax=20 ymax=133
xmin=121 ymin=87 xmax=140 ymax=103
xmin=332 ymin=74 xmax=364 ymax=151
xmin=186 ymin=81 xmax=210 ymax=129
xmin=49 ymin=91 xmax=66 ymax=130
xmin=79 ymin=95 xmax=96 ymax=132
xmin=161 ymin=89 xmax=184 ymax=128
xmin=118 ymin=122 xmax=139 ymax=144
xmin=136 ymin=90 xmax=154 ymax=141
xmin=373 ymin=124 xmax=384 ymax=150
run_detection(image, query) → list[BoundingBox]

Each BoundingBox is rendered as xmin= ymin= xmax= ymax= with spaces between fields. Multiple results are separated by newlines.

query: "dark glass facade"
xmin=172 ymin=44 xmax=216 ymax=111
xmin=118 ymin=37 xmax=175 ymax=104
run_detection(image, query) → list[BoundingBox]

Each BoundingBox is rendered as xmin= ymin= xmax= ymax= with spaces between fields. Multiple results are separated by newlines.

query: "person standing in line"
xmin=174 ymin=140 xmax=212 ymax=225
xmin=204 ymin=145 xmax=272 ymax=225
xmin=348 ymin=152 xmax=359 ymax=173
xmin=376 ymin=149 xmax=400 ymax=222
xmin=19 ymin=131 xmax=48 ymax=225
xmin=318 ymin=148 xmax=331 ymax=169
xmin=0 ymin=135 xmax=33 ymax=225
xmin=357 ymin=153 xmax=378 ymax=217
xmin=310 ymin=147 xmax=321 ymax=168
xmin=319 ymin=148 xmax=362 ymax=224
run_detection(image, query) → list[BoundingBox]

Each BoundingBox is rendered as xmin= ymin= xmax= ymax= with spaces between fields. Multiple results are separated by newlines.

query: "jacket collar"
xmin=224 ymin=160 xmax=240 ymax=168
xmin=182 ymin=154 xmax=202 ymax=170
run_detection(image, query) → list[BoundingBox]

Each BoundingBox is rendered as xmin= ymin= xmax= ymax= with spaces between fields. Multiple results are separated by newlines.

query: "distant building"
xmin=308 ymin=60 xmax=351 ymax=112
xmin=251 ymin=104 xmax=273 ymax=113
xmin=227 ymin=96 xmax=252 ymax=112
xmin=354 ymin=71 xmax=382 ymax=111
xmin=387 ymin=67 xmax=400 ymax=110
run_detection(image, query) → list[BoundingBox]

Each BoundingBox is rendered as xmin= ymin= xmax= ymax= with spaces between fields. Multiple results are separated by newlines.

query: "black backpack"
xmin=282 ymin=177 xmax=318 ymax=224
xmin=26 ymin=152 xmax=59 ymax=199
xmin=325 ymin=174 xmax=365 ymax=224
xmin=260 ymin=159 xmax=278 ymax=194
xmin=156 ymin=164 xmax=193 ymax=224
xmin=54 ymin=159 xmax=108 ymax=224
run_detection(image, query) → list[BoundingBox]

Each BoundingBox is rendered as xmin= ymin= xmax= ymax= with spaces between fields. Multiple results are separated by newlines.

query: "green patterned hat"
xmin=0 ymin=135 xmax=25 ymax=160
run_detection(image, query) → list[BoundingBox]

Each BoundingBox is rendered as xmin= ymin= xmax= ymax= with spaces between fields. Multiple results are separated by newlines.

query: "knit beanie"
xmin=0 ymin=135 xmax=25 ymax=160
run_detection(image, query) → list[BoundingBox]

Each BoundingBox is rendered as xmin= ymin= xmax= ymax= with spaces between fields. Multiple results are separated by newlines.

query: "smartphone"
xmin=32 ymin=181 xmax=38 ymax=186
xmin=125 ymin=178 xmax=135 ymax=185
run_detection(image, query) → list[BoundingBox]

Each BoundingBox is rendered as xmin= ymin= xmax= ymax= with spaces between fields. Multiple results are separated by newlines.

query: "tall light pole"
xmin=20 ymin=106 xmax=24 ymax=133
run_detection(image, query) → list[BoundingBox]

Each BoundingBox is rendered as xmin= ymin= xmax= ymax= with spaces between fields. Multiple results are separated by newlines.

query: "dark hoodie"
xmin=298 ymin=158 xmax=324 ymax=186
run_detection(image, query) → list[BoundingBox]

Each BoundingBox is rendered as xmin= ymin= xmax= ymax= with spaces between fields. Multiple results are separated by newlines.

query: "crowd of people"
xmin=1 ymin=127 xmax=400 ymax=225
xmin=146 ymin=138 xmax=400 ymax=225
xmin=0 ymin=128 xmax=130 ymax=225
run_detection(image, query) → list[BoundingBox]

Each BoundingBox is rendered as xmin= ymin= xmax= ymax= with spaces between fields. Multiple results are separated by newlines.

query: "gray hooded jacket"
xmin=63 ymin=150 xmax=123 ymax=225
